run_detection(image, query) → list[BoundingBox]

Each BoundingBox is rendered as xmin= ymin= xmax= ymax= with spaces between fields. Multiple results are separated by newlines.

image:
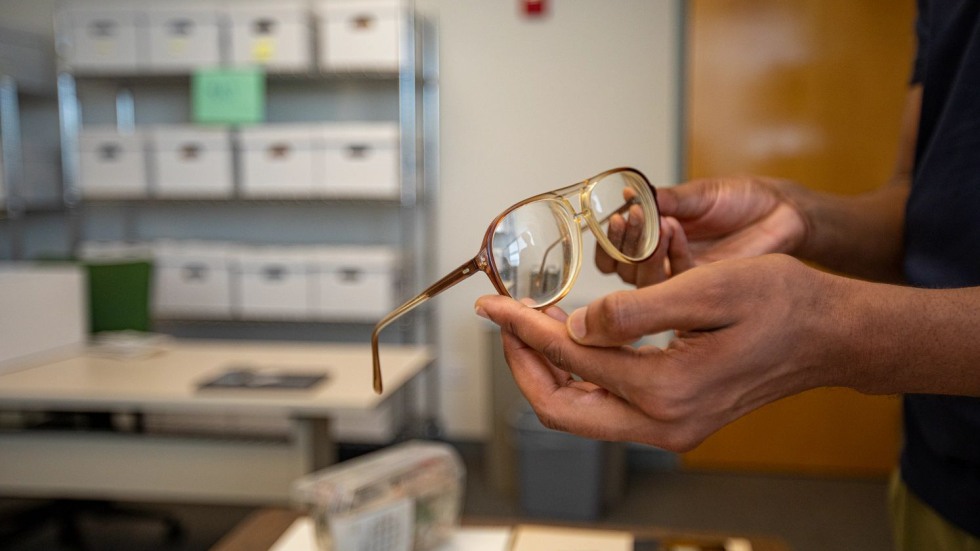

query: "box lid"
xmin=146 ymin=6 xmax=221 ymax=27
xmin=227 ymin=2 xmax=310 ymax=24
xmin=233 ymin=246 xmax=311 ymax=270
xmin=150 ymin=125 xmax=231 ymax=150
xmin=152 ymin=240 xmax=232 ymax=263
xmin=314 ymin=246 xmax=397 ymax=271
xmin=79 ymin=127 xmax=143 ymax=151
xmin=63 ymin=6 xmax=141 ymax=26
xmin=239 ymin=125 xmax=318 ymax=149
xmin=317 ymin=123 xmax=399 ymax=146
xmin=314 ymin=0 xmax=405 ymax=17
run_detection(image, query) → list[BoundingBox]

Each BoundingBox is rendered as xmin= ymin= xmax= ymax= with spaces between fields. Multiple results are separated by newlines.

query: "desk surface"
xmin=0 ymin=340 xmax=432 ymax=415
xmin=211 ymin=509 xmax=792 ymax=551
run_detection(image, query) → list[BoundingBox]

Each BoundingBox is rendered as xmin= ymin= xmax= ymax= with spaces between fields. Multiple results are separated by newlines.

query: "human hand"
xmin=597 ymin=177 xmax=810 ymax=287
xmin=596 ymin=215 xmax=694 ymax=287
xmin=475 ymin=254 xmax=841 ymax=451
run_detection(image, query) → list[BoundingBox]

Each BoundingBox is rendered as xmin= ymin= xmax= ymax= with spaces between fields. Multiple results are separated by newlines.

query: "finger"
xmin=596 ymin=214 xmax=627 ymax=275
xmin=619 ymin=203 xmax=645 ymax=258
xmin=654 ymin=180 xmax=714 ymax=221
xmin=566 ymin=267 xmax=734 ymax=347
xmin=478 ymin=294 xmax=627 ymax=372
xmin=542 ymin=304 xmax=568 ymax=323
xmin=664 ymin=217 xmax=695 ymax=275
xmin=477 ymin=294 xmax=652 ymax=398
xmin=499 ymin=322 xmax=574 ymax=387
xmin=499 ymin=325 xmax=669 ymax=443
xmin=631 ymin=216 xmax=673 ymax=287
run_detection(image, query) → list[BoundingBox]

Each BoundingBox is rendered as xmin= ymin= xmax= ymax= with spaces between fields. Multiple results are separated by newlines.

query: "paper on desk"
xmin=269 ymin=518 xmax=512 ymax=551
xmin=88 ymin=331 xmax=171 ymax=360
xmin=508 ymin=524 xmax=633 ymax=551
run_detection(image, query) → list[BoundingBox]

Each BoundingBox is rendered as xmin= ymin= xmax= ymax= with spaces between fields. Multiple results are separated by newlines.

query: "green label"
xmin=192 ymin=67 xmax=265 ymax=124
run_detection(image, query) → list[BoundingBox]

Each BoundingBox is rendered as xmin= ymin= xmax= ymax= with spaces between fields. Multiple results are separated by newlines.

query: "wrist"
xmin=769 ymin=181 xmax=909 ymax=281
xmin=768 ymin=179 xmax=821 ymax=260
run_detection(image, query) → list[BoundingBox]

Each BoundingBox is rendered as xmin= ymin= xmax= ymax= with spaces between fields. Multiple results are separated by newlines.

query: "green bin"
xmin=84 ymin=259 xmax=153 ymax=334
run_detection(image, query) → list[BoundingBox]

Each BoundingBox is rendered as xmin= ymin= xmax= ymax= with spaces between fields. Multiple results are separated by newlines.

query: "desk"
xmin=211 ymin=509 xmax=792 ymax=551
xmin=0 ymin=340 xmax=432 ymax=504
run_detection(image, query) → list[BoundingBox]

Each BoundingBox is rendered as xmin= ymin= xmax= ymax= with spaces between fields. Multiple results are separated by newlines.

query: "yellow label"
xmin=252 ymin=38 xmax=275 ymax=62
xmin=169 ymin=38 xmax=188 ymax=55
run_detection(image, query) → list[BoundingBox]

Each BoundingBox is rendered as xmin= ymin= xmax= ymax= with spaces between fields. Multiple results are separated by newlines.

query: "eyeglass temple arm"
xmin=371 ymin=257 xmax=482 ymax=394
xmin=535 ymin=197 xmax=641 ymax=277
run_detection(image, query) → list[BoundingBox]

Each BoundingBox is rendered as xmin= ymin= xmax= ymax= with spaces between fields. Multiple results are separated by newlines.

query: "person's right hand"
xmin=597 ymin=176 xmax=810 ymax=286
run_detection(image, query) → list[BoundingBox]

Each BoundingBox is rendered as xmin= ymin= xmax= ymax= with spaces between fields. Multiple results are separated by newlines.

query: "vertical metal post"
xmin=115 ymin=86 xmax=136 ymax=133
xmin=1 ymin=75 xmax=25 ymax=259
xmin=397 ymin=6 xmax=419 ymax=340
xmin=58 ymin=72 xmax=83 ymax=255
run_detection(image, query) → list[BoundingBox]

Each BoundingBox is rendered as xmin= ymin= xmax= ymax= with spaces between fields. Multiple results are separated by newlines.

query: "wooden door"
xmin=682 ymin=0 xmax=916 ymax=475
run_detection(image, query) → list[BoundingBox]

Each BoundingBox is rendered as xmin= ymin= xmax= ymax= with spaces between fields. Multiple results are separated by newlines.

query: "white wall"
xmin=0 ymin=0 xmax=683 ymax=439
xmin=415 ymin=0 xmax=682 ymax=438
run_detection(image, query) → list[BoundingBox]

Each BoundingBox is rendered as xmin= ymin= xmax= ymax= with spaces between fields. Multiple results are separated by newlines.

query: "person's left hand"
xmin=597 ymin=216 xmax=695 ymax=288
xmin=474 ymin=254 xmax=843 ymax=451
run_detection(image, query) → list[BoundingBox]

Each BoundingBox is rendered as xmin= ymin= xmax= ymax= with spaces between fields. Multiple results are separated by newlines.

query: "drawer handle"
xmin=90 ymin=20 xmax=118 ymax=38
xmin=346 ymin=144 xmax=370 ymax=159
xmin=352 ymin=14 xmax=375 ymax=30
xmin=182 ymin=263 xmax=208 ymax=281
xmin=340 ymin=268 xmax=363 ymax=282
xmin=180 ymin=143 xmax=202 ymax=160
xmin=263 ymin=266 xmax=286 ymax=281
xmin=168 ymin=19 xmax=194 ymax=37
xmin=268 ymin=143 xmax=292 ymax=159
xmin=254 ymin=19 xmax=277 ymax=35
xmin=98 ymin=144 xmax=121 ymax=161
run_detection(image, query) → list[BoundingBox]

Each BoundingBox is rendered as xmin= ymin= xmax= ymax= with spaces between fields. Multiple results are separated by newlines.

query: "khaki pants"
xmin=890 ymin=471 xmax=980 ymax=551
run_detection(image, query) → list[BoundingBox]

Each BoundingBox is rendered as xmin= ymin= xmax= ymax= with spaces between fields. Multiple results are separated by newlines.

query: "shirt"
xmin=902 ymin=0 xmax=980 ymax=537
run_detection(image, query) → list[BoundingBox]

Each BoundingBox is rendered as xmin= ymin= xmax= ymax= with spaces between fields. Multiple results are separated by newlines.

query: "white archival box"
xmin=78 ymin=127 xmax=148 ymax=199
xmin=150 ymin=125 xmax=233 ymax=198
xmin=0 ymin=263 xmax=87 ymax=373
xmin=234 ymin=245 xmax=313 ymax=320
xmin=152 ymin=240 xmax=235 ymax=319
xmin=315 ymin=0 xmax=405 ymax=72
xmin=317 ymin=122 xmax=400 ymax=199
xmin=145 ymin=5 xmax=223 ymax=73
xmin=239 ymin=125 xmax=318 ymax=198
xmin=311 ymin=246 xmax=397 ymax=321
xmin=59 ymin=6 xmax=144 ymax=74
xmin=227 ymin=1 xmax=312 ymax=72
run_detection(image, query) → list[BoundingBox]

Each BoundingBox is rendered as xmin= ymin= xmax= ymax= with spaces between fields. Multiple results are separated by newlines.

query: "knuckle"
xmin=541 ymin=338 xmax=566 ymax=369
xmin=595 ymin=291 xmax=637 ymax=339
xmin=533 ymin=405 xmax=569 ymax=433
xmin=641 ymin=396 xmax=691 ymax=424
xmin=657 ymin=429 xmax=704 ymax=453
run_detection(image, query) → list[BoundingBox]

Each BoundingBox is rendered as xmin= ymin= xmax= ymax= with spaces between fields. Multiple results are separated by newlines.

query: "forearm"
xmin=779 ymin=85 xmax=919 ymax=282
xmin=822 ymin=276 xmax=980 ymax=396
xmin=781 ymin=180 xmax=909 ymax=282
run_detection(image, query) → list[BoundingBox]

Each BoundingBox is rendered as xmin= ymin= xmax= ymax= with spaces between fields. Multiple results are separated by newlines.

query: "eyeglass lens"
xmin=488 ymin=170 xmax=659 ymax=308
xmin=591 ymin=170 xmax=659 ymax=261
xmin=491 ymin=199 xmax=579 ymax=307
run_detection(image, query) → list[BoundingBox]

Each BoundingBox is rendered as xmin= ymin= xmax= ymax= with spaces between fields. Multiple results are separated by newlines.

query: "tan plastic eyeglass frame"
xmin=370 ymin=167 xmax=661 ymax=394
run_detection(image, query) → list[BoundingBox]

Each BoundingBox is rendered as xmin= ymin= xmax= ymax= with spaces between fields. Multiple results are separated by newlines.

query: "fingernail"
xmin=567 ymin=307 xmax=587 ymax=340
xmin=475 ymin=305 xmax=490 ymax=320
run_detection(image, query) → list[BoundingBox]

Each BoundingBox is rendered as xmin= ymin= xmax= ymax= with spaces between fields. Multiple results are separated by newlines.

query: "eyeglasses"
xmin=371 ymin=167 xmax=661 ymax=393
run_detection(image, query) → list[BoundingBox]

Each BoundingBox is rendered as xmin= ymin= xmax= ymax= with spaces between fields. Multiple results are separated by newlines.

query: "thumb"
xmin=565 ymin=268 xmax=731 ymax=346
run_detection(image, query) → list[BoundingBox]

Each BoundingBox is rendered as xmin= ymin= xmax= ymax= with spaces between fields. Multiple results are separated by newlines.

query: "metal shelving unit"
xmin=53 ymin=3 xmax=441 ymax=437
xmin=0 ymin=26 xmax=59 ymax=259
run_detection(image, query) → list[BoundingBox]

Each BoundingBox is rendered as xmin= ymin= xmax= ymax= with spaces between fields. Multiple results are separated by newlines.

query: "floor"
xmin=1 ymin=443 xmax=894 ymax=551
